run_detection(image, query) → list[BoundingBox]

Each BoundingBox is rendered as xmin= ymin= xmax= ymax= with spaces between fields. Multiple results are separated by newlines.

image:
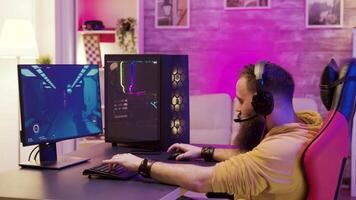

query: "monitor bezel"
xmin=17 ymin=64 xmax=103 ymax=147
xmin=104 ymin=54 xmax=162 ymax=146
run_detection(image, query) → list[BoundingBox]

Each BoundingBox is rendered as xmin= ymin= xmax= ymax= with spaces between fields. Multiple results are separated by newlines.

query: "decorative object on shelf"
xmin=36 ymin=55 xmax=52 ymax=64
xmin=155 ymin=0 xmax=190 ymax=29
xmin=224 ymin=0 xmax=270 ymax=9
xmin=306 ymin=0 xmax=343 ymax=28
xmin=82 ymin=20 xmax=105 ymax=31
xmin=116 ymin=17 xmax=137 ymax=54
xmin=83 ymin=34 xmax=102 ymax=68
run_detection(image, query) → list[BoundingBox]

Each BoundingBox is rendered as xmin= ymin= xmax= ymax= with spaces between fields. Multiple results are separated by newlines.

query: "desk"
xmin=0 ymin=143 xmax=186 ymax=200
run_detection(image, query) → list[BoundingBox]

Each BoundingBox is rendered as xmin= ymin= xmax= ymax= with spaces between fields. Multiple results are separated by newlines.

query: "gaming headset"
xmin=234 ymin=61 xmax=274 ymax=123
xmin=252 ymin=61 xmax=274 ymax=116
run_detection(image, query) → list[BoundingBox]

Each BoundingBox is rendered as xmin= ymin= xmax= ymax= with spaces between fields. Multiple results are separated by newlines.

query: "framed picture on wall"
xmin=224 ymin=0 xmax=271 ymax=10
xmin=306 ymin=0 xmax=343 ymax=28
xmin=155 ymin=0 xmax=190 ymax=29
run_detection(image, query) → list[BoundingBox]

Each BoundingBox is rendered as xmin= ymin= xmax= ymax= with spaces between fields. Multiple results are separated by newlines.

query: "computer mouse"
xmin=168 ymin=149 xmax=189 ymax=161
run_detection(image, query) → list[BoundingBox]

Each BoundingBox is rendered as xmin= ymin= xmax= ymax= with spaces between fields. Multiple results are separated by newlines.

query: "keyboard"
xmin=83 ymin=163 xmax=137 ymax=180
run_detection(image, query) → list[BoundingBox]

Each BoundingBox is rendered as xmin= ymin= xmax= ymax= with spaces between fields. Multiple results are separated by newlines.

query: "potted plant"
xmin=116 ymin=17 xmax=137 ymax=53
xmin=36 ymin=55 xmax=52 ymax=64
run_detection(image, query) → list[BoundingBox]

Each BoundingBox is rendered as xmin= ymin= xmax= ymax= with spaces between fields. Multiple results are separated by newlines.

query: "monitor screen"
xmin=105 ymin=55 xmax=160 ymax=144
xmin=18 ymin=64 xmax=103 ymax=146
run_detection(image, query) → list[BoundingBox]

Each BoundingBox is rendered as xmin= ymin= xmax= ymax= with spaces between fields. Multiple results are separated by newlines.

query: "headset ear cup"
xmin=252 ymin=91 xmax=274 ymax=116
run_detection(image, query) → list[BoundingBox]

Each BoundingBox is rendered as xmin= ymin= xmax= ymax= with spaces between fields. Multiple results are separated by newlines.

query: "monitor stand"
xmin=19 ymin=143 xmax=89 ymax=170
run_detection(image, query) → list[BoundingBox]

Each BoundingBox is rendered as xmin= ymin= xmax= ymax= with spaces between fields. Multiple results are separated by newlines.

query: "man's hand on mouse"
xmin=167 ymin=143 xmax=202 ymax=160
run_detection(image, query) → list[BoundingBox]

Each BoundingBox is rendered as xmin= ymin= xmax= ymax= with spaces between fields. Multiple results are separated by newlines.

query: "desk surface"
xmin=0 ymin=143 xmax=187 ymax=200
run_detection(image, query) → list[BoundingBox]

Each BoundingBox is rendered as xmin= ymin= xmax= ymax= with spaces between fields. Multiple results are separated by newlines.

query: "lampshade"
xmin=0 ymin=19 xmax=39 ymax=58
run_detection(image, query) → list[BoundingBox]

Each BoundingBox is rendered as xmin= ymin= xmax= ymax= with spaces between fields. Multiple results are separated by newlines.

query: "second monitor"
xmin=105 ymin=54 xmax=189 ymax=150
xmin=18 ymin=64 xmax=102 ymax=169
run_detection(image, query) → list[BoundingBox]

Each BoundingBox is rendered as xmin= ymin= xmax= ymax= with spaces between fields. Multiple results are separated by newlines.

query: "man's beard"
xmin=233 ymin=115 xmax=266 ymax=152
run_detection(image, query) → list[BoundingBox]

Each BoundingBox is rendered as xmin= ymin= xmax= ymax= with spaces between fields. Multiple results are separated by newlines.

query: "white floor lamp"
xmin=0 ymin=19 xmax=39 ymax=168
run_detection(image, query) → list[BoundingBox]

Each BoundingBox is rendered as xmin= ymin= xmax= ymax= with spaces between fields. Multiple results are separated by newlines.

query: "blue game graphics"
xmin=18 ymin=65 xmax=102 ymax=146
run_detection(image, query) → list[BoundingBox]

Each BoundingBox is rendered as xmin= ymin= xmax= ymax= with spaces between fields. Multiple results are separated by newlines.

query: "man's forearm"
xmin=213 ymin=148 xmax=241 ymax=161
xmin=150 ymin=162 xmax=214 ymax=193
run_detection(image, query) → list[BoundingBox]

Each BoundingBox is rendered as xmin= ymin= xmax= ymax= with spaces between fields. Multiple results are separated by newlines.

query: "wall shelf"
xmin=78 ymin=30 xmax=116 ymax=35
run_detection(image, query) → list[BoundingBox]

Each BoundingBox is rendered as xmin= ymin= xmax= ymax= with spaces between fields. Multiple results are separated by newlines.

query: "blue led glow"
xmin=150 ymin=101 xmax=158 ymax=109
xmin=86 ymin=68 xmax=99 ymax=76
xmin=21 ymin=69 xmax=37 ymax=77
xmin=129 ymin=61 xmax=135 ymax=93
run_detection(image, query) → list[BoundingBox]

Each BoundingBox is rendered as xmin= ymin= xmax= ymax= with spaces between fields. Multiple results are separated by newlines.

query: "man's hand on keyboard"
xmin=103 ymin=153 xmax=144 ymax=172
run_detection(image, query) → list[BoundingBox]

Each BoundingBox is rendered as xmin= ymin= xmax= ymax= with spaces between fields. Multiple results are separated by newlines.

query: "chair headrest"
xmin=335 ymin=58 xmax=356 ymax=121
xmin=320 ymin=58 xmax=356 ymax=121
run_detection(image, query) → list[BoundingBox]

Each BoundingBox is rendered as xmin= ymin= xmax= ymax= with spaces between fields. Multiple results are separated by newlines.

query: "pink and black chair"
xmin=302 ymin=58 xmax=356 ymax=200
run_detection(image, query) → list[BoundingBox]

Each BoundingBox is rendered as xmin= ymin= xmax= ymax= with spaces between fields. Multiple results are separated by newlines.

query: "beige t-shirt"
xmin=211 ymin=111 xmax=323 ymax=200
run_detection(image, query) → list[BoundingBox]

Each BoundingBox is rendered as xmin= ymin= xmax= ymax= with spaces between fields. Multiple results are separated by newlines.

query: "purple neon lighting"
xmin=129 ymin=61 xmax=135 ymax=93
xmin=119 ymin=61 xmax=153 ymax=96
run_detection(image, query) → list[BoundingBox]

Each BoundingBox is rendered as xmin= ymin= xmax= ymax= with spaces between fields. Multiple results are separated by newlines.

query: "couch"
xmin=190 ymin=93 xmax=319 ymax=145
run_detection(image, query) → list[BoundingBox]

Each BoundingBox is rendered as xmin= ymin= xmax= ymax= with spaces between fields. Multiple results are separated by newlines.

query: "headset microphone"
xmin=233 ymin=114 xmax=257 ymax=123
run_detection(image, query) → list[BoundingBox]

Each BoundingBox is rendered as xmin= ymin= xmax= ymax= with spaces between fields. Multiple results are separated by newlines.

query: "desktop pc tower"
xmin=104 ymin=54 xmax=189 ymax=151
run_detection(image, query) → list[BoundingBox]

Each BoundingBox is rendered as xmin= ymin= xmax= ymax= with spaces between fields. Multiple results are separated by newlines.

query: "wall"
xmin=0 ymin=58 xmax=20 ymax=172
xmin=143 ymin=0 xmax=356 ymax=115
xmin=78 ymin=0 xmax=137 ymax=29
xmin=76 ymin=0 xmax=142 ymax=65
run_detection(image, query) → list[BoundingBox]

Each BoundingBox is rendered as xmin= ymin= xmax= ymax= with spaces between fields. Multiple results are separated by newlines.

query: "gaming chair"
xmin=302 ymin=58 xmax=356 ymax=200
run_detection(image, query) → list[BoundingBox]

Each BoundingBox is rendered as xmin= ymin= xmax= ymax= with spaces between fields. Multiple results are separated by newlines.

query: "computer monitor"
xmin=18 ymin=64 xmax=103 ymax=169
xmin=105 ymin=54 xmax=189 ymax=151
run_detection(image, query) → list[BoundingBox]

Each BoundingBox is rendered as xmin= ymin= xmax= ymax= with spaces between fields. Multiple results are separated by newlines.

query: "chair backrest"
xmin=189 ymin=93 xmax=232 ymax=144
xmin=303 ymin=58 xmax=356 ymax=200
xmin=292 ymin=98 xmax=319 ymax=112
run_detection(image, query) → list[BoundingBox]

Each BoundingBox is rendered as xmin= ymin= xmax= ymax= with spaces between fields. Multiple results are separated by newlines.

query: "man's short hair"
xmin=240 ymin=62 xmax=295 ymax=100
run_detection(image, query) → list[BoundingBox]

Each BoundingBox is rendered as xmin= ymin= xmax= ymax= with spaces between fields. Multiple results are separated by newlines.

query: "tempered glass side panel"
xmin=105 ymin=55 xmax=160 ymax=143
